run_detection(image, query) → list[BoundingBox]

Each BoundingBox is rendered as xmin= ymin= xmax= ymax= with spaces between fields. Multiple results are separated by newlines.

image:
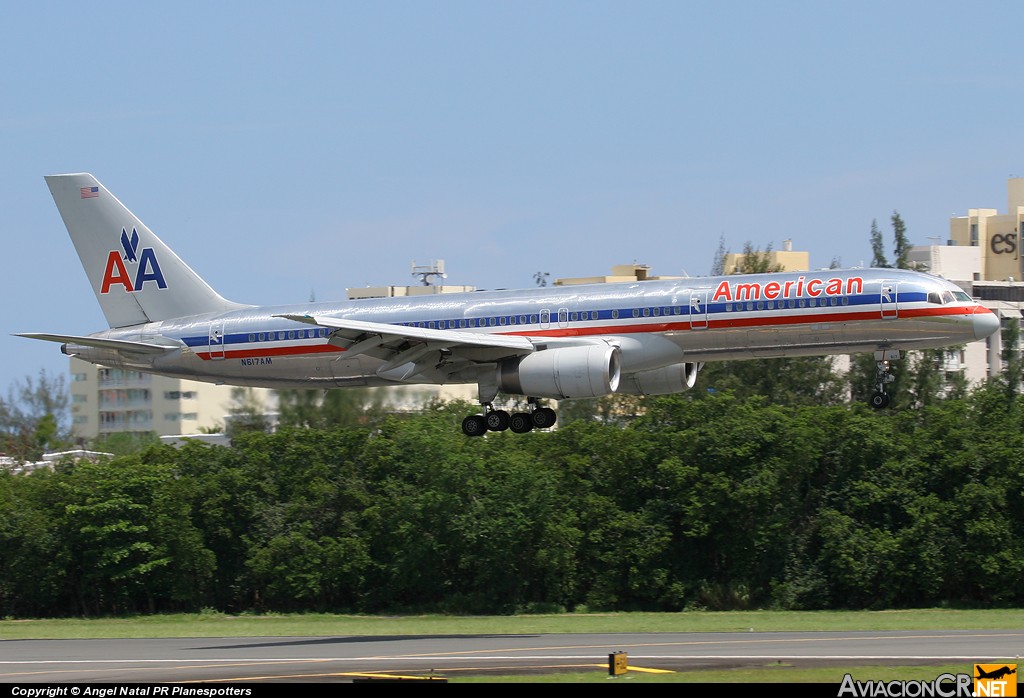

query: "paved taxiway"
xmin=2 ymin=630 xmax=1021 ymax=682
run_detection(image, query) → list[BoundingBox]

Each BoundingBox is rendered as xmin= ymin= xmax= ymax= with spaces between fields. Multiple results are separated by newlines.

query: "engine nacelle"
xmin=616 ymin=362 xmax=700 ymax=396
xmin=61 ymin=343 xmax=125 ymax=366
xmin=499 ymin=345 xmax=621 ymax=399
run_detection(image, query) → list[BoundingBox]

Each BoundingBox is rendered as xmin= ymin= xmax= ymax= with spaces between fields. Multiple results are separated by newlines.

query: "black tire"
xmin=462 ymin=414 xmax=487 ymax=436
xmin=486 ymin=410 xmax=510 ymax=431
xmin=509 ymin=413 xmax=534 ymax=433
xmin=869 ymin=392 xmax=890 ymax=409
xmin=531 ymin=406 xmax=557 ymax=429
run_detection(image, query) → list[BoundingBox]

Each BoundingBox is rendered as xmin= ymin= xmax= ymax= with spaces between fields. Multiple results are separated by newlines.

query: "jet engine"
xmin=617 ymin=362 xmax=700 ymax=395
xmin=498 ymin=345 xmax=621 ymax=399
xmin=60 ymin=343 xmax=125 ymax=366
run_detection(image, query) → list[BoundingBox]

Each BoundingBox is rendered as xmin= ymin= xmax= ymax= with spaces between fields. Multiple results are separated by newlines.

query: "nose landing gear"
xmin=869 ymin=349 xmax=900 ymax=409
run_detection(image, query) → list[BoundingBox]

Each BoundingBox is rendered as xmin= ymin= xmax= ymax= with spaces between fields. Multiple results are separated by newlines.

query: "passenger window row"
xmin=400 ymin=306 xmax=688 ymax=329
xmin=724 ymin=296 xmax=850 ymax=311
xmin=239 ymin=293 xmax=868 ymax=342
xmin=247 ymin=329 xmax=328 ymax=342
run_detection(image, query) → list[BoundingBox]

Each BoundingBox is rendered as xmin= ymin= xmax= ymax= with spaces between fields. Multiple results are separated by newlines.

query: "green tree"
xmin=906 ymin=349 xmax=949 ymax=408
xmin=698 ymin=356 xmax=846 ymax=407
xmin=276 ymin=388 xmax=387 ymax=430
xmin=710 ymin=235 xmax=727 ymax=275
xmin=892 ymin=211 xmax=912 ymax=270
xmin=225 ymin=387 xmax=271 ymax=439
xmin=245 ymin=525 xmax=370 ymax=612
xmin=1000 ymin=317 xmax=1022 ymax=399
xmin=60 ymin=455 xmax=215 ymax=614
xmin=0 ymin=371 xmax=71 ymax=463
xmin=91 ymin=431 xmax=160 ymax=456
xmin=734 ymin=241 xmax=778 ymax=274
xmin=0 ymin=468 xmax=69 ymax=616
xmin=556 ymin=394 xmax=646 ymax=427
xmin=870 ymin=219 xmax=889 ymax=268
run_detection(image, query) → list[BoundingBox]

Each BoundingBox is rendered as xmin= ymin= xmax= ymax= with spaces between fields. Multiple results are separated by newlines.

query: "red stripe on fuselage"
xmin=195 ymin=343 xmax=344 ymax=361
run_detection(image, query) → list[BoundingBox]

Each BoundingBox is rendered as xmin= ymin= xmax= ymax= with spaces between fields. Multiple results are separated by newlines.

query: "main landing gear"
xmin=461 ymin=398 xmax=557 ymax=437
xmin=869 ymin=349 xmax=900 ymax=409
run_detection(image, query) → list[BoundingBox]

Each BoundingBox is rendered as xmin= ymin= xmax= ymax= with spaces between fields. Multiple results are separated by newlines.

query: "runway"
xmin=2 ymin=630 xmax=1021 ymax=683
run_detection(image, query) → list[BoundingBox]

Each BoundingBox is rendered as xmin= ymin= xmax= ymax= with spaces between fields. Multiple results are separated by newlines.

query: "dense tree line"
xmin=2 ymin=375 xmax=1022 ymax=617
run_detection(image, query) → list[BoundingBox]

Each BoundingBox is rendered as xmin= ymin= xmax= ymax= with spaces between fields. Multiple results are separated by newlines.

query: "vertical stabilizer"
xmin=45 ymin=173 xmax=247 ymax=328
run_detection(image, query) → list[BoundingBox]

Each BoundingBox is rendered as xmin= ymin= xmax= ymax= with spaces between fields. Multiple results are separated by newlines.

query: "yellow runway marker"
xmin=591 ymin=663 xmax=675 ymax=674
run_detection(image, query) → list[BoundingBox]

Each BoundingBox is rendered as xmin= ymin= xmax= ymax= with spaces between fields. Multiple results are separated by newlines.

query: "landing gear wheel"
xmin=462 ymin=414 xmax=487 ymax=436
xmin=870 ymin=353 xmax=897 ymax=410
xmin=486 ymin=410 xmax=510 ymax=431
xmin=869 ymin=391 xmax=890 ymax=409
xmin=531 ymin=406 xmax=557 ymax=429
xmin=509 ymin=412 xmax=534 ymax=433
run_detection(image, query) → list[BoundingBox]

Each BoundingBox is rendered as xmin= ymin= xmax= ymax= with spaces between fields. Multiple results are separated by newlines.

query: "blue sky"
xmin=3 ymin=2 xmax=1024 ymax=396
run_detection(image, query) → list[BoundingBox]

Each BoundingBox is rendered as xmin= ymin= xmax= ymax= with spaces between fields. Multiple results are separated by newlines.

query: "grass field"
xmin=2 ymin=608 xmax=1021 ymax=639
xmin=2 ymin=609 xmax=1020 ymax=683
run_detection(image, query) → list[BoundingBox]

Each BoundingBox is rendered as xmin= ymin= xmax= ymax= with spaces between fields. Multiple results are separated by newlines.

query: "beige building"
xmin=722 ymin=239 xmax=810 ymax=274
xmin=948 ymin=178 xmax=1024 ymax=282
xmin=347 ymin=259 xmax=475 ymax=299
xmin=69 ymin=357 xmax=275 ymax=440
xmin=555 ymin=263 xmax=683 ymax=286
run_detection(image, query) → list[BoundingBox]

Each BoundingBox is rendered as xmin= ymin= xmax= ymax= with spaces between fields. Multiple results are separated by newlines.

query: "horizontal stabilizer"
xmin=15 ymin=333 xmax=179 ymax=355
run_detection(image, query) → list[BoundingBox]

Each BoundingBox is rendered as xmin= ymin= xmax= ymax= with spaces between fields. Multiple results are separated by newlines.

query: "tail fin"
xmin=45 ymin=173 xmax=248 ymax=328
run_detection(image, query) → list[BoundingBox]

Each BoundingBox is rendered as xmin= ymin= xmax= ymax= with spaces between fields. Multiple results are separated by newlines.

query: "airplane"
xmin=975 ymin=666 xmax=1017 ymax=681
xmin=18 ymin=173 xmax=1001 ymax=436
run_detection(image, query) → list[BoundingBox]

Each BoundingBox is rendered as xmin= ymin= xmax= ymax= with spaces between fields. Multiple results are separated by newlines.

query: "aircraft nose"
xmin=973 ymin=307 xmax=1000 ymax=340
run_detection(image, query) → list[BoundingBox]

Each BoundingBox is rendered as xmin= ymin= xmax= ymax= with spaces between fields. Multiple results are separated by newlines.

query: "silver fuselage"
xmin=70 ymin=267 xmax=997 ymax=391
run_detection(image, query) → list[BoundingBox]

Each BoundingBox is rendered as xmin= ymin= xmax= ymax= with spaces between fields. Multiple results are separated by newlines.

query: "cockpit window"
xmin=953 ymin=291 xmax=972 ymax=302
xmin=928 ymin=290 xmax=959 ymax=305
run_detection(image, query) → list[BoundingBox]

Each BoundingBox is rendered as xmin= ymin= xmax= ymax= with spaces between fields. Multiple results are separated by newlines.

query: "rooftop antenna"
xmin=412 ymin=259 xmax=447 ymax=286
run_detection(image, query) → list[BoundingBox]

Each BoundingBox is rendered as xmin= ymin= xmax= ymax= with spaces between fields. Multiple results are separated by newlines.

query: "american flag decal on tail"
xmin=80 ymin=186 xmax=98 ymax=199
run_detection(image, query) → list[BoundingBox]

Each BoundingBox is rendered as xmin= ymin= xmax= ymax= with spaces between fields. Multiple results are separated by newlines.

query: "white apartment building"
xmin=69 ymin=356 xmax=275 ymax=440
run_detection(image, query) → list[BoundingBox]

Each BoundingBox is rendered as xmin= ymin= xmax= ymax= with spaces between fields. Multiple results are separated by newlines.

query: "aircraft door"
xmin=689 ymin=289 xmax=710 ymax=330
xmin=209 ymin=322 xmax=226 ymax=360
xmin=540 ymin=309 xmax=551 ymax=329
xmin=557 ymin=307 xmax=569 ymax=329
xmin=880 ymin=281 xmax=898 ymax=319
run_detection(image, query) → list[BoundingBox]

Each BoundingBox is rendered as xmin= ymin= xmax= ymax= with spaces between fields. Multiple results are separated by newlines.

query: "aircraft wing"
xmin=275 ymin=313 xmax=538 ymax=382
xmin=276 ymin=314 xmax=536 ymax=353
xmin=278 ymin=314 xmax=536 ymax=352
xmin=16 ymin=333 xmax=180 ymax=355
